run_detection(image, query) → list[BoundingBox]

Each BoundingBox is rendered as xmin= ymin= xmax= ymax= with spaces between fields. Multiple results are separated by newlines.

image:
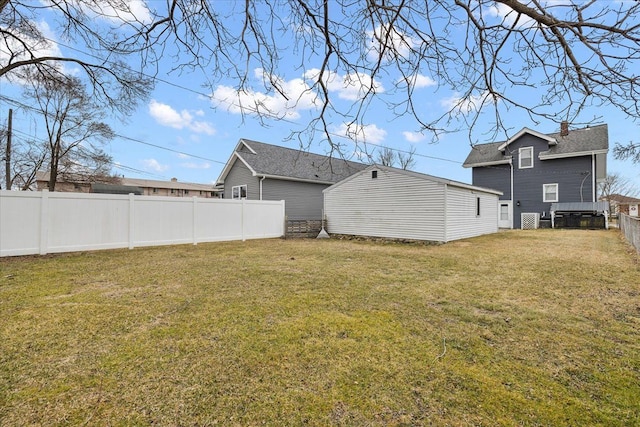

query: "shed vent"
xmin=521 ymin=212 xmax=540 ymax=229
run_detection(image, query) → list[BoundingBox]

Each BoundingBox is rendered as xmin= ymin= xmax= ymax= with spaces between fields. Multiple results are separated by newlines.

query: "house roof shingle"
xmin=218 ymin=139 xmax=367 ymax=184
xmin=463 ymin=123 xmax=608 ymax=167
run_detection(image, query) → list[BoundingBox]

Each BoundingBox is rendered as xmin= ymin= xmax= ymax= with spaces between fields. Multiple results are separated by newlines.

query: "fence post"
xmin=128 ymin=193 xmax=135 ymax=249
xmin=240 ymin=199 xmax=245 ymax=242
xmin=192 ymin=196 xmax=198 ymax=245
xmin=39 ymin=190 xmax=49 ymax=255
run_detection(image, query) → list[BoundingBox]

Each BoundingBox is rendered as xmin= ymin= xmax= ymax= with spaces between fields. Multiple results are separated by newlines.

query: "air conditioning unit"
xmin=521 ymin=212 xmax=540 ymax=230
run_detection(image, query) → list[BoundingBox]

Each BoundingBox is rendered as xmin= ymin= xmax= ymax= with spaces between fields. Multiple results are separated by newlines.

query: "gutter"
xmin=259 ymin=176 xmax=266 ymax=200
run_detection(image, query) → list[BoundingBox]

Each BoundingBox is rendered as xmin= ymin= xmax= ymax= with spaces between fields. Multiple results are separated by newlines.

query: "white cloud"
xmin=335 ymin=122 xmax=387 ymax=144
xmin=482 ymin=2 xmax=536 ymax=28
xmin=304 ymin=69 xmax=385 ymax=101
xmin=148 ymin=100 xmax=216 ymax=135
xmin=212 ymin=71 xmax=319 ymax=120
xmin=440 ymin=91 xmax=490 ymax=115
xmin=0 ymin=20 xmax=67 ymax=83
xmin=367 ymin=24 xmax=419 ymax=61
xmin=142 ymin=158 xmax=169 ymax=172
xmin=402 ymin=131 xmax=426 ymax=143
xmin=62 ymin=0 xmax=152 ymax=24
xmin=413 ymin=74 xmax=437 ymax=88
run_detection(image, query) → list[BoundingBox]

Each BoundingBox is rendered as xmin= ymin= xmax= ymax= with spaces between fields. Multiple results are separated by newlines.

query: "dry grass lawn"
xmin=0 ymin=229 xmax=639 ymax=426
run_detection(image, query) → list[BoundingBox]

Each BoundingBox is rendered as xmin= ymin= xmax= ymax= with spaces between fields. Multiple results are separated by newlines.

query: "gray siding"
xmin=472 ymin=134 xmax=595 ymax=228
xmin=473 ymin=164 xmax=511 ymax=200
xmin=262 ymin=179 xmax=328 ymax=220
xmin=223 ymin=160 xmax=260 ymax=200
xmin=324 ymin=167 xmax=499 ymax=243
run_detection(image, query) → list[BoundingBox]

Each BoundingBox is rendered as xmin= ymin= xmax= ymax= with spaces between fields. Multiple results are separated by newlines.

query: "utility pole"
xmin=4 ymin=108 xmax=12 ymax=190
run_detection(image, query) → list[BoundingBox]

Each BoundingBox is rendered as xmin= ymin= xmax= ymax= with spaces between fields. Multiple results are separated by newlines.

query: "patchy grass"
xmin=0 ymin=230 xmax=639 ymax=426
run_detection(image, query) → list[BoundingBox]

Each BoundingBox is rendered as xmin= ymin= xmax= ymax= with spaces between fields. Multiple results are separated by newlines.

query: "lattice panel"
xmin=521 ymin=213 xmax=540 ymax=230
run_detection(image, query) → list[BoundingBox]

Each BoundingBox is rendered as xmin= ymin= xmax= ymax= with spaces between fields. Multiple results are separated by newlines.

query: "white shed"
xmin=323 ymin=165 xmax=502 ymax=243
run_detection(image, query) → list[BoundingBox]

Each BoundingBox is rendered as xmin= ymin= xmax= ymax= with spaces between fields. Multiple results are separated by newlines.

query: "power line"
xmin=0 ymin=94 xmax=227 ymax=166
xmin=35 ymin=35 xmax=467 ymax=166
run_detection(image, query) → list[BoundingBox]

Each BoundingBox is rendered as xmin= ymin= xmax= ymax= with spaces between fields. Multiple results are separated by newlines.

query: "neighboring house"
xmin=35 ymin=171 xmax=220 ymax=198
xmin=216 ymin=139 xmax=367 ymax=220
xmin=462 ymin=122 xmax=608 ymax=229
xmin=323 ymin=165 xmax=502 ymax=243
xmin=602 ymin=193 xmax=640 ymax=217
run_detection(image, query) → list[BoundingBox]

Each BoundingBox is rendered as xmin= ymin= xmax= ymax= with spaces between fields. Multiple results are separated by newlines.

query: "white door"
xmin=498 ymin=201 xmax=512 ymax=229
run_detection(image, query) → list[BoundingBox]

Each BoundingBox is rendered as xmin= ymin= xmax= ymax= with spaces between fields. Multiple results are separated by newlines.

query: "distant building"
xmin=35 ymin=172 xmax=221 ymax=198
xmin=216 ymin=139 xmax=367 ymax=219
xmin=601 ymin=193 xmax=640 ymax=217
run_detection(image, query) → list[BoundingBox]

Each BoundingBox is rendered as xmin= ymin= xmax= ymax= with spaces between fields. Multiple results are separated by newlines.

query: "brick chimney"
xmin=560 ymin=121 xmax=569 ymax=137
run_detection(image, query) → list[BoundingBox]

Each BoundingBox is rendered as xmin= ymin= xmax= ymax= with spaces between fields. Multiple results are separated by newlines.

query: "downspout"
xmin=259 ymin=176 xmax=266 ymax=200
xmin=510 ymin=158 xmax=514 ymax=228
xmin=591 ymin=152 xmax=596 ymax=202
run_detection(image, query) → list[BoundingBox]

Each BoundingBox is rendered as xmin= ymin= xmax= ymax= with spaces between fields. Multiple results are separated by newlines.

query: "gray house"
xmin=324 ymin=165 xmax=502 ymax=243
xmin=463 ymin=123 xmax=608 ymax=229
xmin=216 ymin=139 xmax=366 ymax=220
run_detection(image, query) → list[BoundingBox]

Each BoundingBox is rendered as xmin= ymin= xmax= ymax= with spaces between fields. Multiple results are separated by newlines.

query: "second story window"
xmin=519 ymin=147 xmax=533 ymax=169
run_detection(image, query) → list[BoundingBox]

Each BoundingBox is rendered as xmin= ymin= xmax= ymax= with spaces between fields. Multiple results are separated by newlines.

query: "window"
xmin=232 ymin=184 xmax=247 ymax=199
xmin=185 ymin=190 xmax=189 ymax=195
xmin=519 ymin=147 xmax=533 ymax=169
xmin=500 ymin=204 xmax=509 ymax=221
xmin=372 ymin=170 xmax=378 ymax=179
xmin=152 ymin=188 xmax=158 ymax=194
xmin=543 ymin=183 xmax=558 ymax=202
xmin=476 ymin=197 xmax=481 ymax=216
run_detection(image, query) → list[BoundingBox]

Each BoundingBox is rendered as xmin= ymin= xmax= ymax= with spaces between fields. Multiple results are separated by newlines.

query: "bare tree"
xmin=598 ymin=173 xmax=639 ymax=220
xmin=126 ymin=0 xmax=640 ymax=148
xmin=3 ymin=1 xmax=640 ymax=152
xmin=23 ymin=73 xmax=115 ymax=191
xmin=0 ymin=0 xmax=152 ymax=116
xmin=376 ymin=147 xmax=395 ymax=167
xmin=397 ymin=148 xmax=417 ymax=171
xmin=0 ymin=125 xmax=47 ymax=190
xmin=614 ymin=141 xmax=640 ymax=165
xmin=376 ymin=146 xmax=416 ymax=170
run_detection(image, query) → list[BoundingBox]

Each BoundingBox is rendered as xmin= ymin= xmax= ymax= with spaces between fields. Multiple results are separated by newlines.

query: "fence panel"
xmin=620 ymin=213 xmax=640 ymax=253
xmin=0 ymin=190 xmax=285 ymax=257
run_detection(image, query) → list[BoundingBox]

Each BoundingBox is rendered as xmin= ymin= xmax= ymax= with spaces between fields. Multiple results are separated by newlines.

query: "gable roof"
xmin=324 ymin=164 xmax=503 ymax=196
xmin=463 ymin=123 xmax=608 ymax=168
xmin=216 ymin=139 xmax=368 ymax=185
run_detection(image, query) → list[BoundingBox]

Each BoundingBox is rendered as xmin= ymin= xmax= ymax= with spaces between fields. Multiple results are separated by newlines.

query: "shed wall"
xmin=324 ymin=168 xmax=447 ymax=241
xmin=445 ymin=186 xmax=499 ymax=241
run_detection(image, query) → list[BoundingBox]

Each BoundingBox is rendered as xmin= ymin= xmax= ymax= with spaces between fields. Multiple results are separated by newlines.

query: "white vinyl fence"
xmin=0 ymin=190 xmax=285 ymax=257
xmin=620 ymin=213 xmax=640 ymax=253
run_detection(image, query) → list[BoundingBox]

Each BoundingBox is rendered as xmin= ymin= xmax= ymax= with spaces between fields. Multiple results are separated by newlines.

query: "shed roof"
xmin=324 ymin=164 xmax=503 ymax=196
xmin=463 ymin=123 xmax=608 ymax=167
xmin=216 ymin=139 xmax=367 ymax=185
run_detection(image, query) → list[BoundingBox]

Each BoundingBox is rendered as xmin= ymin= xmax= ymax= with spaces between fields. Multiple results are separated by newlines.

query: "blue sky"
xmin=1 ymin=1 xmax=639 ymax=189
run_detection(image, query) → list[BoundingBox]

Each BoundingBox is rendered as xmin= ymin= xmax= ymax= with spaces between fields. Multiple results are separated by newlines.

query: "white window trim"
xmin=543 ymin=183 xmax=558 ymax=203
xmin=232 ymin=184 xmax=247 ymax=199
xmin=519 ymin=146 xmax=534 ymax=169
